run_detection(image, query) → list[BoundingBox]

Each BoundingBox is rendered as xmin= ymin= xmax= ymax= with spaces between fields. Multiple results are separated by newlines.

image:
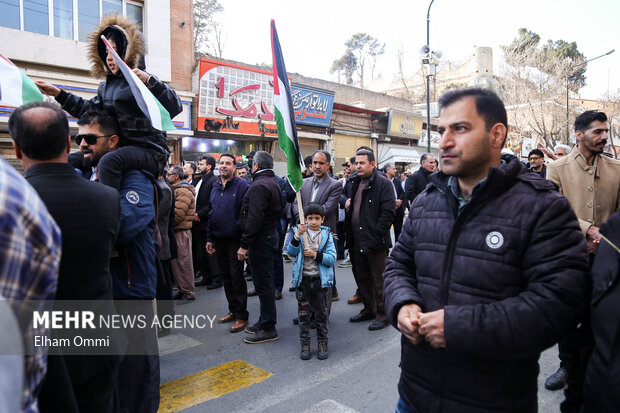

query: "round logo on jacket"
xmin=126 ymin=190 xmax=140 ymax=204
xmin=485 ymin=231 xmax=504 ymax=249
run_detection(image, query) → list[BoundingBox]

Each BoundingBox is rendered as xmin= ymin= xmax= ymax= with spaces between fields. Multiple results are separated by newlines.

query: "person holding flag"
xmin=35 ymin=14 xmax=181 ymax=190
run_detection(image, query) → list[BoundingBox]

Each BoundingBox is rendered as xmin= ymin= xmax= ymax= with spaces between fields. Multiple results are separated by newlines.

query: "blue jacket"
xmin=110 ymin=170 xmax=157 ymax=299
xmin=286 ymin=226 xmax=336 ymax=288
xmin=207 ymin=176 xmax=250 ymax=240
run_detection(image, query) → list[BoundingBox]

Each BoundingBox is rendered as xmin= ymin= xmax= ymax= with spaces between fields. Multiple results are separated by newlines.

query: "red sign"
xmin=198 ymin=58 xmax=278 ymax=137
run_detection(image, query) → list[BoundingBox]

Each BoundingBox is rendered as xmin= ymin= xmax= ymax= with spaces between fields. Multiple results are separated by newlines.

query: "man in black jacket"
xmin=383 ymin=88 xmax=588 ymax=413
xmin=238 ymin=151 xmax=283 ymax=344
xmin=11 ymin=102 xmax=121 ymax=413
xmin=345 ymin=149 xmax=395 ymax=331
xmin=382 ymin=162 xmax=407 ymax=241
xmin=193 ymin=155 xmax=220 ymax=288
xmin=404 ymin=153 xmax=435 ymax=205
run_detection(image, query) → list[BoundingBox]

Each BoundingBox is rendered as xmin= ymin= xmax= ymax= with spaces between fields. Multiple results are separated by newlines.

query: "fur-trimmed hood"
xmin=87 ymin=14 xmax=146 ymax=78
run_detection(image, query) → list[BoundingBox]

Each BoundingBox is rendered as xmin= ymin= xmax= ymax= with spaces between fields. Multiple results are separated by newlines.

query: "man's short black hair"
xmin=528 ymin=149 xmax=544 ymax=158
xmin=356 ymin=146 xmax=373 ymax=153
xmin=313 ymin=150 xmax=331 ymax=163
xmin=200 ymin=155 xmax=216 ymax=170
xmin=219 ymin=153 xmax=236 ymax=164
xmin=304 ymin=155 xmax=313 ymax=168
xmin=356 ymin=149 xmax=375 ymax=163
xmin=574 ymin=110 xmax=607 ymax=133
xmin=349 ymin=156 xmax=356 ymax=164
xmin=77 ymin=109 xmax=120 ymax=136
xmin=438 ymin=88 xmax=508 ymax=140
xmin=9 ymin=101 xmax=69 ymax=160
xmin=381 ymin=163 xmax=394 ymax=173
xmin=184 ymin=161 xmax=197 ymax=173
xmin=304 ymin=202 xmax=325 ymax=217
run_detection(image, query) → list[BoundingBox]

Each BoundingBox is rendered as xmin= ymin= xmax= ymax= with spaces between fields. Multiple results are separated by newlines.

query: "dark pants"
xmin=351 ymin=249 xmax=387 ymax=322
xmin=117 ymin=354 xmax=160 ymax=413
xmin=336 ymin=221 xmax=346 ymax=259
xmin=297 ymin=276 xmax=329 ymax=342
xmin=274 ymin=218 xmax=287 ymax=292
xmin=393 ymin=212 xmax=404 ymax=242
xmin=156 ymin=258 xmax=175 ymax=320
xmin=214 ymin=237 xmax=248 ymax=320
xmin=98 ymin=145 xmax=165 ymax=190
xmin=248 ymin=232 xmax=278 ymax=330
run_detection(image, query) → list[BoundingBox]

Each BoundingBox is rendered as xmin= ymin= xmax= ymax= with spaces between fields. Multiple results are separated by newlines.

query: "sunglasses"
xmin=74 ymin=134 xmax=112 ymax=145
xmin=528 ymin=156 xmax=542 ymax=161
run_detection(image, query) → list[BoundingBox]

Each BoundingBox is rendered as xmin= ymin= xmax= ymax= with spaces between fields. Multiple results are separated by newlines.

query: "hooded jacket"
xmin=383 ymin=155 xmax=588 ymax=413
xmin=287 ymin=225 xmax=336 ymax=288
xmin=172 ymin=180 xmax=195 ymax=232
xmin=55 ymin=15 xmax=182 ymax=152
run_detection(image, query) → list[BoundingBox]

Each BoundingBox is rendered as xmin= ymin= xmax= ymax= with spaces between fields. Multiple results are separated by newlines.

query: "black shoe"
xmin=368 ymin=320 xmax=388 ymax=331
xmin=247 ymin=289 xmax=257 ymax=297
xmin=244 ymin=328 xmax=279 ymax=344
xmin=195 ymin=276 xmax=209 ymax=287
xmin=275 ymin=290 xmax=283 ymax=300
xmin=300 ymin=343 xmax=311 ymax=360
xmin=245 ymin=321 xmax=261 ymax=334
xmin=317 ymin=340 xmax=328 ymax=360
xmin=173 ymin=291 xmax=184 ymax=300
xmin=545 ymin=367 xmax=568 ymax=390
xmin=289 ymin=286 xmax=296 ymax=292
xmin=206 ymin=281 xmax=223 ymax=290
xmin=349 ymin=312 xmax=375 ymax=323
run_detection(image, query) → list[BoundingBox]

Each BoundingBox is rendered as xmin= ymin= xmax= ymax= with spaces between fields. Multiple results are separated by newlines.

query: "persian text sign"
xmin=387 ymin=110 xmax=424 ymax=139
xmin=198 ymin=58 xmax=277 ymax=137
xmin=290 ymin=84 xmax=334 ymax=127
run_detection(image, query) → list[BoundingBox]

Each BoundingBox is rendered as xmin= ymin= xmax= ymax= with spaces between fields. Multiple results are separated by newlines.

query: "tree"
xmin=344 ymin=33 xmax=385 ymax=88
xmin=193 ymin=0 xmax=223 ymax=55
xmin=499 ymin=28 xmax=586 ymax=149
xmin=330 ymin=50 xmax=357 ymax=85
xmin=208 ymin=17 xmax=226 ymax=58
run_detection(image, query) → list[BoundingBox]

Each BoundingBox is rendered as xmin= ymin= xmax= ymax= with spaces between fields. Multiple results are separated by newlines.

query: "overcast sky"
xmin=215 ymin=0 xmax=619 ymax=100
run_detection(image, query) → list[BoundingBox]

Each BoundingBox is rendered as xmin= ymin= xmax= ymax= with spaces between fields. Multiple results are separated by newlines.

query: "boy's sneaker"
xmin=300 ymin=343 xmax=311 ymax=360
xmin=317 ymin=340 xmax=328 ymax=360
xmin=338 ymin=258 xmax=352 ymax=268
xmin=244 ymin=328 xmax=279 ymax=344
xmin=244 ymin=321 xmax=261 ymax=334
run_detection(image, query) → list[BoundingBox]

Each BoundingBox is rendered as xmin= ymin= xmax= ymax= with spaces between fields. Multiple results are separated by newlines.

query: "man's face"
xmin=105 ymin=39 xmax=120 ymax=75
xmin=198 ymin=159 xmax=210 ymax=174
xmin=78 ymin=124 xmax=112 ymax=168
xmin=577 ymin=120 xmax=609 ymax=155
xmin=528 ymin=154 xmax=544 ymax=171
xmin=421 ymin=155 xmax=436 ymax=173
xmin=554 ymin=148 xmax=568 ymax=157
xmin=183 ymin=163 xmax=193 ymax=179
xmin=355 ymin=154 xmax=375 ymax=178
xmin=237 ymin=167 xmax=247 ymax=178
xmin=312 ymin=152 xmax=329 ymax=180
xmin=438 ymin=98 xmax=495 ymax=180
xmin=219 ymin=156 xmax=235 ymax=180
xmin=386 ymin=164 xmax=397 ymax=178
xmin=168 ymin=168 xmax=180 ymax=184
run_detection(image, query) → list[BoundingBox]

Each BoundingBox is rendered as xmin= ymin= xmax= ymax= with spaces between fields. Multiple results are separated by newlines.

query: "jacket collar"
xmin=24 ymin=162 xmax=79 ymax=179
xmin=253 ymin=169 xmax=275 ymax=179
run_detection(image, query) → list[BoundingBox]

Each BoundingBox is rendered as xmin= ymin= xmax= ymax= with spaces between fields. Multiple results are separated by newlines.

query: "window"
xmin=1 ymin=0 xmax=143 ymax=41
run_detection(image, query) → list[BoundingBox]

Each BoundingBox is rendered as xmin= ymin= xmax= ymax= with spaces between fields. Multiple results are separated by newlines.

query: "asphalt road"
xmin=158 ymin=259 xmax=565 ymax=413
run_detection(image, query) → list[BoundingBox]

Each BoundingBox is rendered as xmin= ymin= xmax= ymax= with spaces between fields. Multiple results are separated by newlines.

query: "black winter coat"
xmin=240 ymin=169 xmax=283 ymax=249
xmin=344 ymin=168 xmax=395 ymax=253
xmin=194 ymin=171 xmax=218 ymax=229
xmin=383 ymin=156 xmax=589 ymax=413
xmin=56 ymin=72 xmax=182 ymax=151
xmin=583 ymin=210 xmax=620 ymax=413
xmin=404 ymin=166 xmax=432 ymax=205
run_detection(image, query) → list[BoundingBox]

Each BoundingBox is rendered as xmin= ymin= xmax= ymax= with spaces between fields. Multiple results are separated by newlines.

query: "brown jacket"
xmin=547 ymin=149 xmax=620 ymax=234
xmin=172 ymin=181 xmax=195 ymax=232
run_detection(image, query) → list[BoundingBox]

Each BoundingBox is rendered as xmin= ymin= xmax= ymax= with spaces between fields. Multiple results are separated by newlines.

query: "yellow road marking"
xmin=158 ymin=359 xmax=272 ymax=412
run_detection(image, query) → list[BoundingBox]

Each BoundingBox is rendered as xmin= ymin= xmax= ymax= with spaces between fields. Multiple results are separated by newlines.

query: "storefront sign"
xmin=291 ymin=84 xmax=334 ymax=127
xmin=198 ymin=58 xmax=278 ymax=137
xmin=387 ymin=110 xmax=423 ymax=139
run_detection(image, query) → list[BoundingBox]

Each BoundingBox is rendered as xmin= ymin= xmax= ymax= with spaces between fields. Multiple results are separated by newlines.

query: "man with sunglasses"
xmin=75 ymin=112 xmax=120 ymax=181
xmin=527 ymin=148 xmax=546 ymax=178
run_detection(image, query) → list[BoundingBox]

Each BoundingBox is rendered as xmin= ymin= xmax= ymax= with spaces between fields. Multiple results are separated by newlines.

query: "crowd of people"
xmin=0 ymin=14 xmax=618 ymax=413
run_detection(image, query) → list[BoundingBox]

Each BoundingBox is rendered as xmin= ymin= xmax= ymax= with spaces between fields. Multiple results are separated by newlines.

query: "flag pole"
xmin=296 ymin=191 xmax=310 ymax=247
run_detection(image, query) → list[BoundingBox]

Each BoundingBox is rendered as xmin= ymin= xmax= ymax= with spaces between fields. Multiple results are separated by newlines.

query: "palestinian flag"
xmin=100 ymin=35 xmax=175 ymax=131
xmin=270 ymin=20 xmax=304 ymax=192
xmin=0 ymin=52 xmax=44 ymax=107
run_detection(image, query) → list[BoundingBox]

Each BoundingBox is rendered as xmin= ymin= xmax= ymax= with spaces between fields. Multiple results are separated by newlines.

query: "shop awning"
xmin=378 ymin=146 xmax=421 ymax=166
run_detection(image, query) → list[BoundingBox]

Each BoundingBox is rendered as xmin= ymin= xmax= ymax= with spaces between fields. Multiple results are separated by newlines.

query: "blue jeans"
xmin=395 ymin=397 xmax=419 ymax=413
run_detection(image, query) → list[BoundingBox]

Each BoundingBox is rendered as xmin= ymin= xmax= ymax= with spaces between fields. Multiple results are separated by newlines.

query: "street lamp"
xmin=425 ymin=0 xmax=435 ymax=153
xmin=565 ymin=49 xmax=615 ymax=145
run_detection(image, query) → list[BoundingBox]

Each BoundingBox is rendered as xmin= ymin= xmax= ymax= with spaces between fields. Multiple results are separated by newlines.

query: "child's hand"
xmin=132 ymin=68 xmax=149 ymax=84
xmin=303 ymin=248 xmax=317 ymax=259
xmin=297 ymin=223 xmax=307 ymax=236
